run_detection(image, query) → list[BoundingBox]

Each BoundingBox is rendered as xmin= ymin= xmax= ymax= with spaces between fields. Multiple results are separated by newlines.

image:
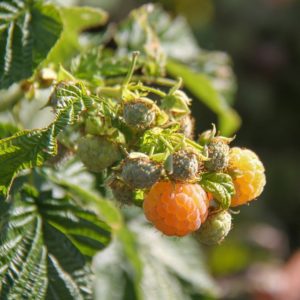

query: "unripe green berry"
xmin=121 ymin=155 xmax=162 ymax=189
xmin=109 ymin=177 xmax=134 ymax=205
xmin=204 ymin=140 xmax=229 ymax=171
xmin=77 ymin=136 xmax=121 ymax=172
xmin=166 ymin=150 xmax=199 ymax=182
xmin=197 ymin=210 xmax=232 ymax=245
xmin=123 ymin=98 xmax=155 ymax=130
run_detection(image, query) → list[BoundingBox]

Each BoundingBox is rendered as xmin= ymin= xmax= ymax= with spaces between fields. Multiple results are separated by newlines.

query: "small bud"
xmin=204 ymin=139 xmax=230 ymax=171
xmin=121 ymin=156 xmax=162 ymax=189
xmin=198 ymin=124 xmax=217 ymax=145
xmin=166 ymin=150 xmax=199 ymax=182
xmin=77 ymin=136 xmax=122 ymax=172
xmin=123 ymin=98 xmax=156 ymax=130
xmin=196 ymin=210 xmax=232 ymax=245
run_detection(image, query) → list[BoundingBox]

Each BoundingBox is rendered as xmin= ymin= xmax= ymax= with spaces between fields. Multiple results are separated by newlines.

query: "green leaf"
xmin=0 ymin=122 xmax=19 ymax=139
xmin=200 ymin=172 xmax=235 ymax=209
xmin=0 ymin=0 xmax=63 ymax=88
xmin=70 ymin=48 xmax=134 ymax=86
xmin=0 ymin=187 xmax=111 ymax=299
xmin=0 ymin=82 xmax=94 ymax=197
xmin=43 ymin=166 xmax=144 ymax=299
xmin=93 ymin=216 xmax=218 ymax=300
xmin=46 ymin=6 xmax=107 ymax=64
xmin=167 ymin=59 xmax=241 ymax=136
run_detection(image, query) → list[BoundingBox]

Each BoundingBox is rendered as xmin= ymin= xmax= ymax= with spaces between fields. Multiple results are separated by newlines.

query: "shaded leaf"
xmin=0 ymin=187 xmax=111 ymax=299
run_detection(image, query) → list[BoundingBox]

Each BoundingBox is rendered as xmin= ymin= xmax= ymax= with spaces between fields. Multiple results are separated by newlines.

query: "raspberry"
xmin=121 ymin=155 xmax=162 ymax=189
xmin=204 ymin=139 xmax=230 ymax=172
xmin=109 ymin=177 xmax=134 ymax=205
xmin=143 ymin=181 xmax=210 ymax=237
xmin=123 ymin=98 xmax=155 ymax=130
xmin=228 ymin=147 xmax=266 ymax=207
xmin=166 ymin=150 xmax=199 ymax=182
xmin=77 ymin=136 xmax=121 ymax=172
xmin=196 ymin=210 xmax=232 ymax=245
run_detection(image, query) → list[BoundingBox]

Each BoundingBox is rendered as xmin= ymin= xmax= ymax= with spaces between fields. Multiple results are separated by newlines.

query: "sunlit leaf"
xmin=0 ymin=83 xmax=94 ymax=197
xmin=46 ymin=6 xmax=108 ymax=64
xmin=0 ymin=0 xmax=62 ymax=88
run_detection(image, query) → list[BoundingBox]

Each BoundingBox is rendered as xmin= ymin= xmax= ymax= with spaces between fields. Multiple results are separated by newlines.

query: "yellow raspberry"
xmin=228 ymin=147 xmax=266 ymax=207
xmin=143 ymin=181 xmax=210 ymax=237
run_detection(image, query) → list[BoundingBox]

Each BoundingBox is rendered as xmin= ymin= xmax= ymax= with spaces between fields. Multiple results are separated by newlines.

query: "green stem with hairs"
xmin=105 ymin=75 xmax=177 ymax=87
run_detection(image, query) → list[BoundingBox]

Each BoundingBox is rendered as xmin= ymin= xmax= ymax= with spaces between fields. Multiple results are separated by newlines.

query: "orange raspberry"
xmin=228 ymin=147 xmax=266 ymax=207
xmin=143 ymin=181 xmax=210 ymax=237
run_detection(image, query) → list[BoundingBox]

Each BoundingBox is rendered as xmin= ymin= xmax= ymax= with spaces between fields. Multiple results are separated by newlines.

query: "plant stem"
xmin=168 ymin=77 xmax=182 ymax=95
xmin=123 ymin=51 xmax=140 ymax=87
xmin=128 ymin=84 xmax=166 ymax=97
xmin=97 ymin=86 xmax=122 ymax=99
xmin=105 ymin=76 xmax=177 ymax=87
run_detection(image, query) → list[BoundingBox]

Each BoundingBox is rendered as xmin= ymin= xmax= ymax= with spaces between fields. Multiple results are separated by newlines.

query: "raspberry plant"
xmin=0 ymin=2 xmax=265 ymax=299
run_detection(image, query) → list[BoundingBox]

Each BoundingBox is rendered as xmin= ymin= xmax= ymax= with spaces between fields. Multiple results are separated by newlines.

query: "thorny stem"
xmin=168 ymin=77 xmax=183 ymax=95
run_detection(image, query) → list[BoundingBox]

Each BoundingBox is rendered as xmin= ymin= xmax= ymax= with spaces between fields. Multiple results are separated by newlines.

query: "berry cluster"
xmin=74 ymin=53 xmax=266 ymax=244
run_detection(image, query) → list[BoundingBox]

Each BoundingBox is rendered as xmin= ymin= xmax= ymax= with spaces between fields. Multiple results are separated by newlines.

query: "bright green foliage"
xmin=0 ymin=186 xmax=111 ymax=299
xmin=0 ymin=0 xmax=62 ymax=88
xmin=46 ymin=6 xmax=107 ymax=64
xmin=200 ymin=172 xmax=235 ymax=209
xmin=0 ymin=122 xmax=19 ymax=138
xmin=0 ymin=83 xmax=94 ymax=197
